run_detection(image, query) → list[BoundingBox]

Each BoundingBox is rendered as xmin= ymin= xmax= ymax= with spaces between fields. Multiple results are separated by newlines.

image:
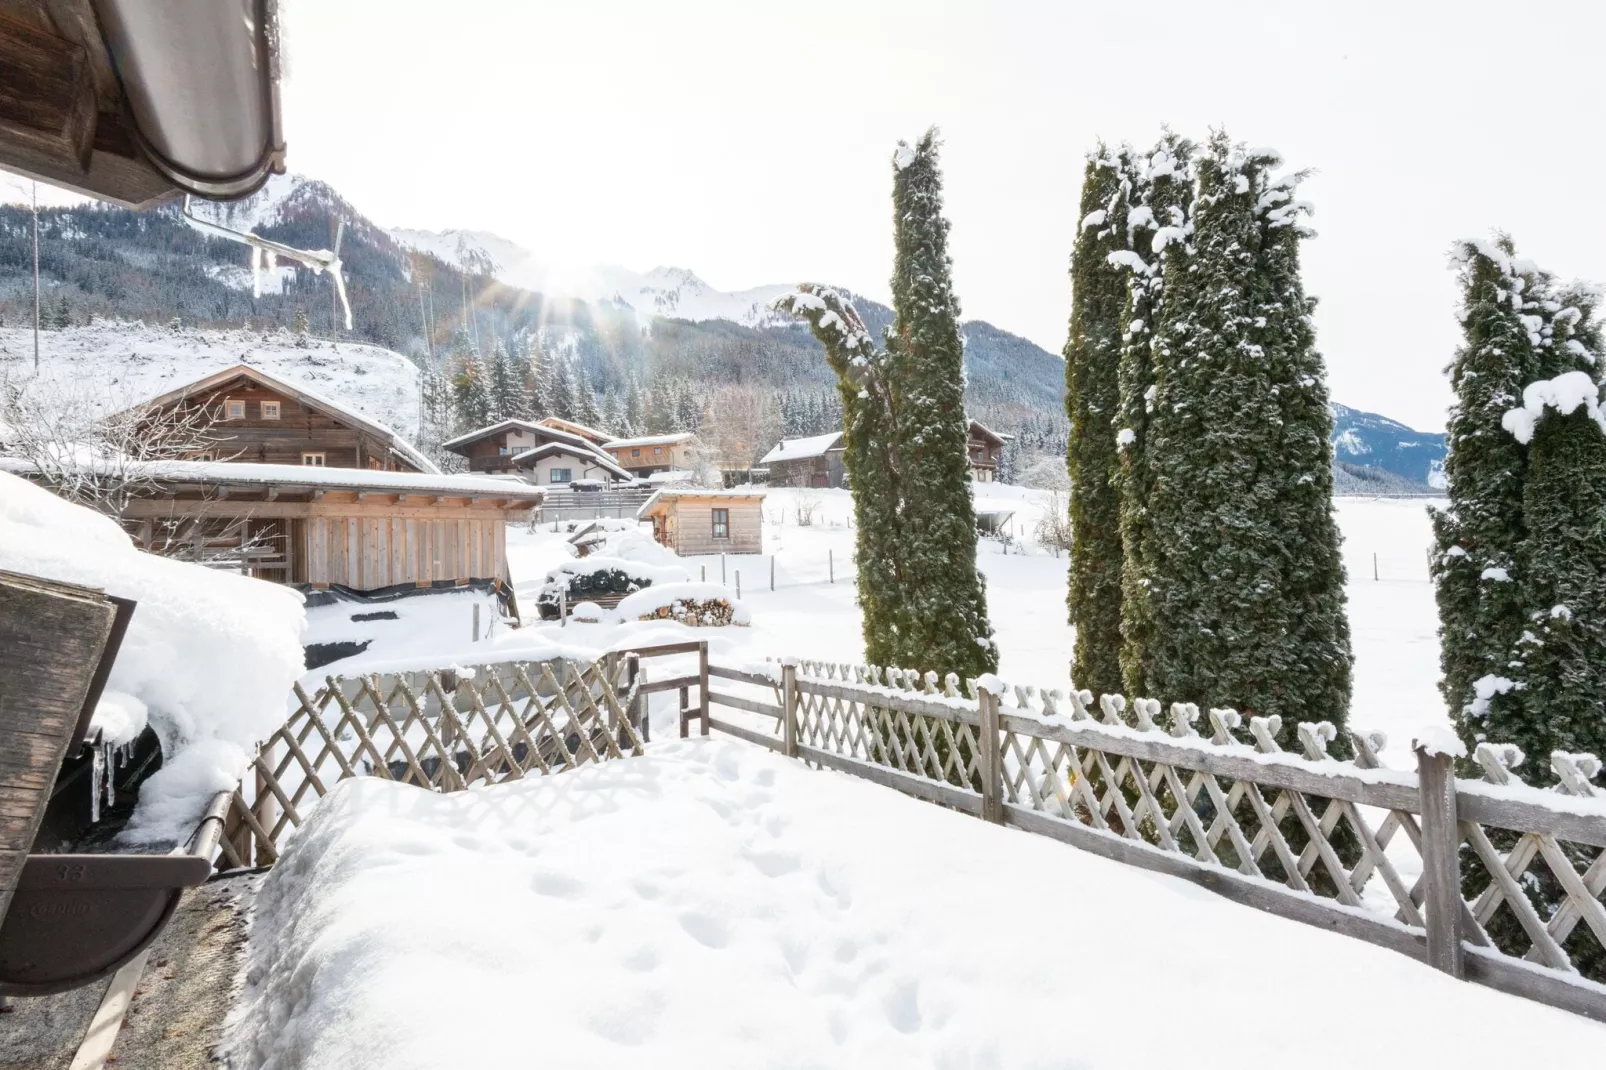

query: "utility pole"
xmin=31 ymin=181 xmax=40 ymax=372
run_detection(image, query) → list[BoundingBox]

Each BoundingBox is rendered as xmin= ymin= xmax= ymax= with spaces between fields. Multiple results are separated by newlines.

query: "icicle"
xmin=90 ymin=745 xmax=105 ymax=824
xmin=102 ymin=738 xmax=117 ymax=808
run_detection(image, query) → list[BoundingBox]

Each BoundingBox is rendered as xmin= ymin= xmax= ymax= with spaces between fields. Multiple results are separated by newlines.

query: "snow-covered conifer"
xmin=1064 ymin=145 xmax=1129 ymax=697
xmin=1141 ymin=133 xmax=1351 ymax=744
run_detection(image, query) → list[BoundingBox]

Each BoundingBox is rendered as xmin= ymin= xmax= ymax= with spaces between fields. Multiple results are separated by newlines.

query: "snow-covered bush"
xmin=617 ymin=582 xmax=750 ymax=627
xmin=536 ymin=554 xmax=690 ymax=619
xmin=0 ymin=471 xmax=306 ymax=843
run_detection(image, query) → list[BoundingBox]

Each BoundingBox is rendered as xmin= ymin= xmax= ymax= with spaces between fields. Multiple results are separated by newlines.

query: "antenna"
xmin=181 ymin=196 xmax=353 ymax=330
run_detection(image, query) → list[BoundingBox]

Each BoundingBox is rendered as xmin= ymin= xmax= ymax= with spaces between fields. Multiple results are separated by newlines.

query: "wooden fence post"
xmin=253 ymin=740 xmax=278 ymax=866
xmin=679 ymin=685 xmax=690 ymax=738
xmin=625 ymin=652 xmax=645 ymax=744
xmin=977 ymin=682 xmax=1003 ymax=824
xmin=1415 ymin=741 xmax=1466 ymax=979
xmin=781 ymin=658 xmax=799 ymax=758
xmin=770 ymin=556 xmax=775 ymax=591
xmin=698 ymin=641 xmax=710 ymax=737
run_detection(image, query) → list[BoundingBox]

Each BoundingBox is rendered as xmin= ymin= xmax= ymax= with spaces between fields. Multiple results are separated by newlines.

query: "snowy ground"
xmin=223 ymin=737 xmax=1604 ymax=1069
xmin=0 ymin=322 xmax=421 ymax=435
xmin=493 ymin=487 xmax=1446 ymax=767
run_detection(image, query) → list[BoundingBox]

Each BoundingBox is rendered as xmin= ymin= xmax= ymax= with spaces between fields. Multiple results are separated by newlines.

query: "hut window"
xmin=550 ymin=468 xmax=572 ymax=483
xmin=261 ymin=400 xmax=281 ymax=420
xmin=654 ymin=446 xmax=664 ymax=455
xmin=224 ymin=399 xmax=245 ymax=420
xmin=302 ymin=452 xmax=326 ymax=467
xmin=632 ymin=448 xmax=641 ymax=458
xmin=712 ymin=508 xmax=729 ymax=539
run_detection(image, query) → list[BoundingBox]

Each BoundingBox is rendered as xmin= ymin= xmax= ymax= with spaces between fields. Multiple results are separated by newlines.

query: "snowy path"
xmin=225 ymin=739 xmax=1603 ymax=1069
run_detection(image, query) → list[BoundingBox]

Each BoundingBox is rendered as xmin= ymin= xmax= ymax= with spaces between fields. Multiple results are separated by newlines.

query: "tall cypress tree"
xmin=780 ymin=130 xmax=995 ymax=679
xmin=1142 ymin=132 xmax=1351 ymax=742
xmin=1431 ymin=238 xmax=1540 ymax=743
xmin=1065 ymin=146 xmax=1129 ymax=698
xmin=885 ymin=130 xmax=995 ymax=678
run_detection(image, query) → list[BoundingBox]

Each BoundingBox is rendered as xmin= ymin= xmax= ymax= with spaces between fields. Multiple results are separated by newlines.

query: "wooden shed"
xmin=638 ymin=489 xmax=765 ymax=556
xmin=760 ymin=431 xmax=845 ymax=488
xmin=56 ymin=461 xmax=544 ymax=595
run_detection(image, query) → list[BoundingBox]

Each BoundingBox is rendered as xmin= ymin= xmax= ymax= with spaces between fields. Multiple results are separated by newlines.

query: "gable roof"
xmin=604 ymin=432 xmax=698 ymax=450
xmin=967 ymin=419 xmax=1005 ymax=447
xmin=760 ymin=431 xmax=845 ymax=465
xmin=637 ymin=487 xmax=767 ymax=519
xmin=1 ymin=457 xmax=540 ymax=501
xmin=510 ymin=442 xmax=634 ymax=481
xmin=537 ymin=416 xmax=614 ymax=444
xmin=131 ymin=364 xmax=440 ymax=474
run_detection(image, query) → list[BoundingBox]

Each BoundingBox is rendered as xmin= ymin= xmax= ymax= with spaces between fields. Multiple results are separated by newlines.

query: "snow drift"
xmin=0 ymin=472 xmax=306 ymax=842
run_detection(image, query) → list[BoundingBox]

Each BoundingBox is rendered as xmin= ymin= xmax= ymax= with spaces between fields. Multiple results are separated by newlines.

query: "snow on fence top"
xmin=0 ymin=471 xmax=306 ymax=845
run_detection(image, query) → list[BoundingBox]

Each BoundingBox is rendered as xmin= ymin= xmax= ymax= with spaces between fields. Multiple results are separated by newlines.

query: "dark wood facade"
xmin=967 ymin=420 xmax=1005 ymax=482
xmin=133 ymin=366 xmax=430 ymax=474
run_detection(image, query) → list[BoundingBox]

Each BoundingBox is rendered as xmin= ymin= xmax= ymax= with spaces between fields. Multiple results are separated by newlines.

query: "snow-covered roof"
xmin=759 ymin=431 xmax=844 ymax=465
xmin=604 ymin=432 xmax=697 ymax=450
xmin=1 ymin=458 xmax=544 ymax=501
xmin=132 ymin=364 xmax=440 ymax=474
xmin=537 ymin=416 xmax=613 ymax=444
xmin=511 ymin=442 xmax=634 ymax=481
xmin=440 ymin=418 xmax=547 ymax=451
xmin=637 ymin=487 xmax=766 ymax=518
xmin=968 ymin=419 xmax=1004 ymax=447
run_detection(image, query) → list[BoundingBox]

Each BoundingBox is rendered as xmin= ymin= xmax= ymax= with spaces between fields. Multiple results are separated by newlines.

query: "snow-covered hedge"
xmin=0 ymin=472 xmax=306 ymax=844
xmin=617 ymin=581 xmax=750 ymax=627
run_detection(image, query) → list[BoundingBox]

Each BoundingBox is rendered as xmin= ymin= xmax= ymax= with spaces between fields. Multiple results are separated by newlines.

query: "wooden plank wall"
xmin=165 ymin=382 xmax=411 ymax=470
xmin=669 ymin=500 xmax=763 ymax=556
xmin=303 ymin=513 xmax=507 ymax=588
xmin=0 ymin=572 xmax=116 ymax=928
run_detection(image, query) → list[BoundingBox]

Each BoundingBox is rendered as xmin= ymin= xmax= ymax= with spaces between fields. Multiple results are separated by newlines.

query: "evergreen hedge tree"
xmin=1113 ymin=137 xmax=1191 ymax=698
xmin=1064 ymin=146 xmax=1129 ymax=698
xmin=780 ymin=130 xmax=995 ymax=679
xmin=1141 ymin=133 xmax=1351 ymax=743
xmin=885 ymin=130 xmax=995 ymax=678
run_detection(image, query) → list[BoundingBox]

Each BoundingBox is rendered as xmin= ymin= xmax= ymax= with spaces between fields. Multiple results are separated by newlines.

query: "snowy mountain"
xmin=0 ymin=322 xmax=422 ymax=439
xmin=387 ymin=227 xmax=799 ymax=328
xmin=1330 ymin=403 xmax=1446 ymax=488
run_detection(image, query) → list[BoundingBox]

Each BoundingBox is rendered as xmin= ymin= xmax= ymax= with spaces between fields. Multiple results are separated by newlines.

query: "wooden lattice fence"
xmin=704 ymin=656 xmax=1606 ymax=1021
xmin=217 ymin=654 xmax=643 ymax=868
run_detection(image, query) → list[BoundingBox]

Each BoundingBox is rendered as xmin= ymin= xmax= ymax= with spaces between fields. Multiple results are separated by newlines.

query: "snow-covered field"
xmin=494 ymin=487 xmax=1447 ymax=767
xmin=0 ymin=322 xmax=422 ymax=435
xmin=223 ymin=736 xmax=1603 ymax=1069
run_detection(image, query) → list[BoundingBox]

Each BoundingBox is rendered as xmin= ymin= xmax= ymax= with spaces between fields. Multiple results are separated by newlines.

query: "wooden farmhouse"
xmin=638 ymin=489 xmax=765 ymax=555
xmin=8 ymin=365 xmax=545 ymax=600
xmin=135 ymin=365 xmax=435 ymax=472
xmin=760 ymin=432 xmax=846 ymax=488
xmin=442 ymin=419 xmax=633 ymax=483
xmin=967 ymin=419 xmax=1007 ymax=482
xmin=603 ymin=432 xmax=699 ymax=477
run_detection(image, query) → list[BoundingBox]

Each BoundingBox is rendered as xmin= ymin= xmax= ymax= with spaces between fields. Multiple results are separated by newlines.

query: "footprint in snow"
xmin=678 ymin=911 xmax=730 ymax=949
xmin=744 ymin=848 xmax=801 ymax=878
xmin=530 ymin=870 xmax=585 ymax=899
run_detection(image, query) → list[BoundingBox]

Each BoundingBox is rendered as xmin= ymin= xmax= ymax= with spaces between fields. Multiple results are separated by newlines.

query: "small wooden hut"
xmin=638 ymin=489 xmax=765 ymax=556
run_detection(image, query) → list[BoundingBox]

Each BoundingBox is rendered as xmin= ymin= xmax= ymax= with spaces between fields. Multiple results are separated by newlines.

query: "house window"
xmin=261 ymin=400 xmax=281 ymax=420
xmin=302 ymin=452 xmax=326 ymax=467
xmin=654 ymin=446 xmax=663 ymax=455
xmin=499 ymin=446 xmax=512 ymax=456
xmin=712 ymin=508 xmax=729 ymax=539
xmin=224 ymin=399 xmax=245 ymax=420
xmin=550 ymin=468 xmax=572 ymax=483
xmin=632 ymin=448 xmax=641 ymax=458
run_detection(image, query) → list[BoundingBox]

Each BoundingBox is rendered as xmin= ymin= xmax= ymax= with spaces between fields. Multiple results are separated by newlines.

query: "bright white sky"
xmin=9 ymin=1 xmax=1606 ymax=431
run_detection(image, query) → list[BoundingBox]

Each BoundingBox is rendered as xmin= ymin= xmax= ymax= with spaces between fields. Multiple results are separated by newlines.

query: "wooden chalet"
xmin=113 ymin=462 xmax=542 ymax=594
xmin=604 ymin=432 xmax=699 ymax=477
xmin=638 ymin=488 xmax=765 ymax=555
xmin=441 ymin=418 xmax=633 ymax=482
xmin=760 ymin=432 xmax=846 ymax=488
xmin=967 ymin=419 xmax=1006 ymax=482
xmin=134 ymin=364 xmax=437 ymax=473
